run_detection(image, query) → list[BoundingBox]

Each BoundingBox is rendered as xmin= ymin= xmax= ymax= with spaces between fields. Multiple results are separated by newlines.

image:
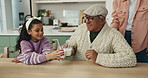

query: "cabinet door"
xmin=9 ymin=36 xmax=18 ymax=47
xmin=9 ymin=36 xmax=18 ymax=58
xmin=45 ymin=35 xmax=70 ymax=50
xmin=66 ymin=36 xmax=71 ymax=40
xmin=46 ymin=36 xmax=67 ymax=45
xmin=0 ymin=36 xmax=10 ymax=53
xmin=9 ymin=47 xmax=19 ymax=58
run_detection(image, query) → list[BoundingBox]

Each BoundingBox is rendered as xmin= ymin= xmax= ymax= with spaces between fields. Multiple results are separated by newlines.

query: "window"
xmin=0 ymin=0 xmax=6 ymax=31
xmin=0 ymin=0 xmax=9 ymax=31
xmin=0 ymin=0 xmax=2 ymax=31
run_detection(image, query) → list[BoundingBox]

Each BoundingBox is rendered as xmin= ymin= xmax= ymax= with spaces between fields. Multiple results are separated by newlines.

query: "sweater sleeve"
xmin=17 ymin=41 xmax=47 ymax=65
xmin=95 ymin=29 xmax=137 ymax=67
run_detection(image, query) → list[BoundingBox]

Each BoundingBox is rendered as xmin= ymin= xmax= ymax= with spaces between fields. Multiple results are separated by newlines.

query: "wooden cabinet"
xmin=0 ymin=36 xmax=9 ymax=53
xmin=9 ymin=36 xmax=19 ymax=58
xmin=46 ymin=35 xmax=67 ymax=45
xmin=0 ymin=35 xmax=18 ymax=58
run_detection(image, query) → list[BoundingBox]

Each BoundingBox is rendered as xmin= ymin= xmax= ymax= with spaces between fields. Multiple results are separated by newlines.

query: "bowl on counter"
xmin=60 ymin=23 xmax=68 ymax=27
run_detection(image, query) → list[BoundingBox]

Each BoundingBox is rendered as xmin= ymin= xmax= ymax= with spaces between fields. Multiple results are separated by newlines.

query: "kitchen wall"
xmin=37 ymin=2 xmax=105 ymax=25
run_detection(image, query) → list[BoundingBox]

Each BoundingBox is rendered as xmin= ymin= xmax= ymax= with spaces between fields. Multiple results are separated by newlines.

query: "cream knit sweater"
xmin=66 ymin=23 xmax=137 ymax=68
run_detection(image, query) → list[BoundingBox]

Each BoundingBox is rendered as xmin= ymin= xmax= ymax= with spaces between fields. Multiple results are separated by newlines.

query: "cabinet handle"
xmin=10 ymin=51 xmax=14 ymax=53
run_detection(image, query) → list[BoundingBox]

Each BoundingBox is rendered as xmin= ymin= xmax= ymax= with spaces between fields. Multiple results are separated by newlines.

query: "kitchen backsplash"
xmin=37 ymin=2 xmax=105 ymax=26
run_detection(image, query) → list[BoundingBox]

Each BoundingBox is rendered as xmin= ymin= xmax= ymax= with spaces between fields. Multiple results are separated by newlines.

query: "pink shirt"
xmin=111 ymin=0 xmax=148 ymax=53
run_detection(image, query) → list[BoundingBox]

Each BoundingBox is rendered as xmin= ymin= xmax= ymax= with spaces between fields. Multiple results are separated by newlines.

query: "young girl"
xmin=12 ymin=17 xmax=64 ymax=64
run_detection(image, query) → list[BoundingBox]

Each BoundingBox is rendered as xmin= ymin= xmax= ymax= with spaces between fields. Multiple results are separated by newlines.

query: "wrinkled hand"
xmin=61 ymin=43 xmax=70 ymax=49
xmin=62 ymin=43 xmax=75 ymax=56
xmin=11 ymin=58 xmax=20 ymax=63
xmin=85 ymin=49 xmax=98 ymax=62
xmin=45 ymin=50 xmax=64 ymax=60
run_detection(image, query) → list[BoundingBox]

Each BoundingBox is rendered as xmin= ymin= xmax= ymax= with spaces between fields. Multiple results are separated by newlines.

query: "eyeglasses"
xmin=83 ymin=15 xmax=101 ymax=22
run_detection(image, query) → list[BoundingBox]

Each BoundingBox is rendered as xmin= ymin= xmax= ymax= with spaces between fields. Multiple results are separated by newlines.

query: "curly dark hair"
xmin=15 ymin=19 xmax=42 ymax=53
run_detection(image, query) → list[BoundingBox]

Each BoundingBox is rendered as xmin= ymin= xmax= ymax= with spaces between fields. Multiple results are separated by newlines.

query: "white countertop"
xmin=0 ymin=26 xmax=77 ymax=36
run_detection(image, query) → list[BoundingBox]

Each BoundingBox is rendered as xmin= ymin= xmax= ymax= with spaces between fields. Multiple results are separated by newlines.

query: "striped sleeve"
xmin=17 ymin=41 xmax=47 ymax=65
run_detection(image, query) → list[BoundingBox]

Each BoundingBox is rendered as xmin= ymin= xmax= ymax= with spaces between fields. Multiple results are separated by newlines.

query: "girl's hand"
xmin=45 ymin=50 xmax=64 ymax=60
xmin=11 ymin=58 xmax=20 ymax=63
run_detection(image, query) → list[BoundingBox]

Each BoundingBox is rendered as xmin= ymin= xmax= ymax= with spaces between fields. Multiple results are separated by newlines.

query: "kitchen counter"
xmin=0 ymin=26 xmax=77 ymax=36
